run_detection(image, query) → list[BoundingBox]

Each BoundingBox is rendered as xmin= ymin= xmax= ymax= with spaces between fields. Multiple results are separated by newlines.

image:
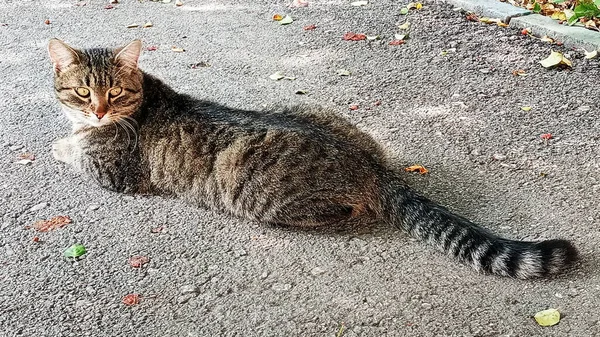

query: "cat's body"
xmin=48 ymin=39 xmax=578 ymax=279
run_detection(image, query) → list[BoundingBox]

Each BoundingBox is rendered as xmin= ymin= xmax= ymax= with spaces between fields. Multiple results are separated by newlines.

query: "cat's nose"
xmin=94 ymin=108 xmax=107 ymax=119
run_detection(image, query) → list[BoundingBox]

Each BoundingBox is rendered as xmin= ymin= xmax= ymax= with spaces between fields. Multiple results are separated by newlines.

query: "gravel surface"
xmin=0 ymin=1 xmax=598 ymax=336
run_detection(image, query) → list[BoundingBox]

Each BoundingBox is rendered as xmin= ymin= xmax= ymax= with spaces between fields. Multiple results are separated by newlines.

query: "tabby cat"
xmin=47 ymin=39 xmax=578 ymax=279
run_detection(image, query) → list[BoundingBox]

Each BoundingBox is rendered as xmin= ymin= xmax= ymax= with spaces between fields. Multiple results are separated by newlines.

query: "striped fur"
xmin=48 ymin=39 xmax=578 ymax=279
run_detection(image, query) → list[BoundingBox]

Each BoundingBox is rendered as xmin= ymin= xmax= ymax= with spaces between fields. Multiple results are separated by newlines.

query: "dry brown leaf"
xmin=404 ymin=165 xmax=429 ymax=174
xmin=32 ymin=216 xmax=72 ymax=232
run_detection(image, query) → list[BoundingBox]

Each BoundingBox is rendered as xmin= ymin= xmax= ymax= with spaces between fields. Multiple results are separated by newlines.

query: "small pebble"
xmin=578 ymin=106 xmax=591 ymax=112
xmin=260 ymin=271 xmax=269 ymax=279
xmin=177 ymin=294 xmax=194 ymax=304
xmin=88 ymin=204 xmax=100 ymax=211
xmin=493 ymin=153 xmax=506 ymax=161
xmin=85 ymin=286 xmax=97 ymax=296
xmin=421 ymin=303 xmax=432 ymax=309
xmin=29 ymin=202 xmax=48 ymax=212
xmin=233 ymin=249 xmax=247 ymax=257
xmin=271 ymin=283 xmax=292 ymax=292
xmin=479 ymin=68 xmax=490 ymax=74
xmin=310 ymin=267 xmax=326 ymax=276
xmin=179 ymin=284 xmax=200 ymax=295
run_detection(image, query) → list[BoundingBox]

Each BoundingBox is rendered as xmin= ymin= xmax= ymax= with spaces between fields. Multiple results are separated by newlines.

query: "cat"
xmin=47 ymin=39 xmax=578 ymax=279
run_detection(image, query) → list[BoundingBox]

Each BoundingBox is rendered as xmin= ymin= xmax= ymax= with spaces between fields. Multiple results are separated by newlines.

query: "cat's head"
xmin=48 ymin=39 xmax=144 ymax=128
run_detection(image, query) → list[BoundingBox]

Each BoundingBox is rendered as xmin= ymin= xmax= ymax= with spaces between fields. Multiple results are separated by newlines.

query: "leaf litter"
xmin=64 ymin=244 xmax=87 ymax=258
xmin=30 ymin=215 xmax=72 ymax=232
xmin=405 ymin=165 xmax=429 ymax=174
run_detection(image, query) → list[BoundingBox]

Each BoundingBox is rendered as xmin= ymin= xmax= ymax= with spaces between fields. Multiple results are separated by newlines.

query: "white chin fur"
xmin=61 ymin=104 xmax=111 ymax=129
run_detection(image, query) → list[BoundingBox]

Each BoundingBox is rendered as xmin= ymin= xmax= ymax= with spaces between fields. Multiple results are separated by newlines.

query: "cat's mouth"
xmin=61 ymin=104 xmax=113 ymax=128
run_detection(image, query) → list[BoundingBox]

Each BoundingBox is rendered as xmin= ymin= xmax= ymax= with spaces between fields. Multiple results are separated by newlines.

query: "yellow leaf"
xmin=416 ymin=2 xmax=422 ymax=9
xmin=405 ymin=165 xmax=429 ymax=175
xmin=497 ymin=22 xmax=509 ymax=28
xmin=398 ymin=22 xmax=411 ymax=30
xmin=521 ymin=106 xmax=532 ymax=111
xmin=534 ymin=309 xmax=560 ymax=327
xmin=273 ymin=14 xmax=283 ymax=21
xmin=540 ymin=51 xmax=571 ymax=68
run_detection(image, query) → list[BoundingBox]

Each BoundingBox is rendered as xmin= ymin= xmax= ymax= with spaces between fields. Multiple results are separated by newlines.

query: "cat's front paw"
xmin=51 ymin=138 xmax=73 ymax=163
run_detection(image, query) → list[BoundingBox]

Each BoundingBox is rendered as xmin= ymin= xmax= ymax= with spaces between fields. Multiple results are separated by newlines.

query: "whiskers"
xmin=109 ymin=114 xmax=139 ymax=152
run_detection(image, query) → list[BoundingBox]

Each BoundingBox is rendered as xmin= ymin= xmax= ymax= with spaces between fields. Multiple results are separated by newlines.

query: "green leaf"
xmin=279 ymin=15 xmax=293 ymax=25
xmin=64 ymin=244 xmax=87 ymax=258
xmin=551 ymin=0 xmax=566 ymax=3
xmin=533 ymin=2 xmax=541 ymax=13
xmin=534 ymin=309 xmax=561 ymax=327
xmin=595 ymin=0 xmax=600 ymax=7
xmin=574 ymin=3 xmax=600 ymax=19
xmin=400 ymin=7 xmax=409 ymax=15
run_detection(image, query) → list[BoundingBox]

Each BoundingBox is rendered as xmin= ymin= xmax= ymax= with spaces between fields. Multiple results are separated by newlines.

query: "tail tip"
xmin=537 ymin=239 xmax=579 ymax=274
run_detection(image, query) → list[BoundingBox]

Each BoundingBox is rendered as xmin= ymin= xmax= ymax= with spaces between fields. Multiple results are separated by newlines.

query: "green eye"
xmin=75 ymin=87 xmax=90 ymax=97
xmin=109 ymin=87 xmax=122 ymax=97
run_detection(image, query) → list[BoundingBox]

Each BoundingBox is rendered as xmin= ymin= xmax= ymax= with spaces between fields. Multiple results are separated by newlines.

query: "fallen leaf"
xmin=343 ymin=32 xmax=367 ymax=41
xmin=33 ymin=216 xmax=72 ymax=232
xmin=511 ymin=69 xmax=527 ymax=76
xmin=466 ymin=13 xmax=478 ymax=22
xmin=584 ymin=50 xmax=598 ymax=59
xmin=280 ymin=15 xmax=294 ymax=25
xmin=541 ymin=133 xmax=553 ymax=140
xmin=44 ymin=19 xmax=51 ymax=25
xmin=122 ymin=294 xmax=140 ymax=306
xmin=143 ymin=22 xmax=153 ymax=28
xmin=349 ymin=105 xmax=359 ymax=110
xmin=351 ymin=1 xmax=368 ymax=6
xmin=389 ymin=40 xmax=406 ymax=45
xmin=175 ymin=0 xmax=184 ymax=6
xmin=373 ymin=100 xmax=381 ymax=106
xmin=63 ymin=244 xmax=86 ymax=258
xmin=189 ymin=61 xmax=210 ymax=69
xmin=104 ymin=4 xmax=114 ymax=9
xmin=366 ymin=35 xmax=380 ymax=40
xmin=540 ymin=35 xmax=554 ymax=43
xmin=150 ymin=225 xmax=166 ymax=233
xmin=171 ymin=46 xmax=185 ymax=52
xmin=407 ymin=2 xmax=422 ymax=10
xmin=521 ymin=28 xmax=529 ymax=35
xmin=497 ymin=22 xmax=509 ymax=27
xmin=129 ymin=255 xmax=150 ymax=268
xmin=127 ymin=24 xmax=139 ymax=28
xmin=398 ymin=22 xmax=411 ymax=30
xmin=534 ymin=308 xmax=560 ymax=327
xmin=400 ymin=7 xmax=409 ymax=15
xmin=521 ymin=106 xmax=532 ymax=111
xmin=337 ymin=69 xmax=351 ymax=76
xmin=146 ymin=46 xmax=158 ymax=51
xmin=303 ymin=24 xmax=316 ymax=30
xmin=290 ymin=0 xmax=308 ymax=7
xmin=405 ymin=165 xmax=428 ymax=174
xmin=394 ymin=33 xmax=407 ymax=40
xmin=269 ymin=71 xmax=285 ymax=80
xmin=540 ymin=50 xmax=572 ymax=68
xmin=32 ymin=236 xmax=41 ymax=243
xmin=273 ymin=14 xmax=283 ymax=21
xmin=295 ymin=90 xmax=307 ymax=95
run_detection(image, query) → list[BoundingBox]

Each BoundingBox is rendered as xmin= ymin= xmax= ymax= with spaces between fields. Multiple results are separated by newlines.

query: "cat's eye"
xmin=74 ymin=87 xmax=90 ymax=97
xmin=109 ymin=87 xmax=123 ymax=97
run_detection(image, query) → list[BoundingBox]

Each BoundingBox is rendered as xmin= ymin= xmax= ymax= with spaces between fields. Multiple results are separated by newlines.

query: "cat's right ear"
xmin=48 ymin=39 xmax=80 ymax=74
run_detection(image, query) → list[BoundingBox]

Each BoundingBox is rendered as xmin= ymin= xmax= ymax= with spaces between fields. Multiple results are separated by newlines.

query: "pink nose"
xmin=94 ymin=109 xmax=107 ymax=119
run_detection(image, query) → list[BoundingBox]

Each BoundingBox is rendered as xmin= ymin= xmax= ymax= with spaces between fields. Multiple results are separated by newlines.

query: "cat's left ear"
xmin=114 ymin=40 xmax=142 ymax=69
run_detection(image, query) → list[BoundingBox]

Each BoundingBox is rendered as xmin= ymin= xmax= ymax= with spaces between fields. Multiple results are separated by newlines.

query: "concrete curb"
xmin=443 ymin=0 xmax=600 ymax=50
xmin=443 ymin=0 xmax=530 ymax=24
xmin=510 ymin=15 xmax=600 ymax=50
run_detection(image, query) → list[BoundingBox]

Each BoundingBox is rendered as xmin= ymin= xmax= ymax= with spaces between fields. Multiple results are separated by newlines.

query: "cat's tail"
xmin=379 ymin=175 xmax=578 ymax=279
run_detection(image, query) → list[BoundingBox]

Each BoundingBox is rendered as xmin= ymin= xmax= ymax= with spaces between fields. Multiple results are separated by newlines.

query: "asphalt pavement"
xmin=0 ymin=0 xmax=599 ymax=336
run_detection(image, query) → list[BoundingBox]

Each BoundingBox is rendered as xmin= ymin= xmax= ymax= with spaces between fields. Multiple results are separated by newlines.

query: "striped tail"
xmin=382 ymin=179 xmax=578 ymax=279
